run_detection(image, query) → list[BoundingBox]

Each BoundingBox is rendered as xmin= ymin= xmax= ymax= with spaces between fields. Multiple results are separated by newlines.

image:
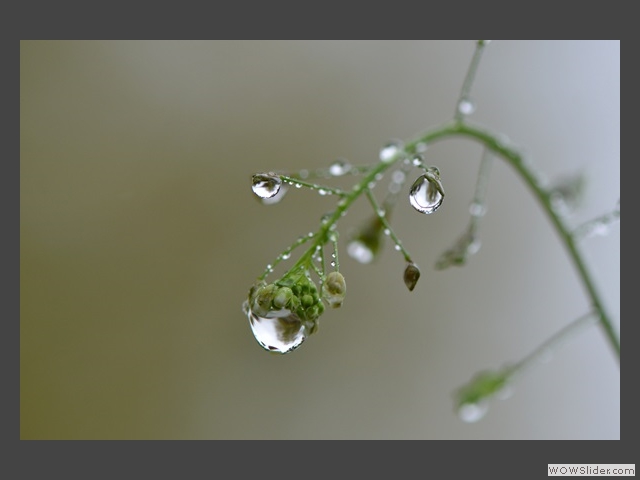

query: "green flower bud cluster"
xmin=249 ymin=268 xmax=326 ymax=336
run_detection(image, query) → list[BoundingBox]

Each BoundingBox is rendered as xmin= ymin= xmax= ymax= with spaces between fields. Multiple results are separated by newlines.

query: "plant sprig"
xmin=243 ymin=40 xmax=619 ymax=419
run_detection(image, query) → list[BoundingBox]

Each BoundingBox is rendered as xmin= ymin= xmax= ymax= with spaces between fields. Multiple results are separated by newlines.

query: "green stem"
xmin=413 ymin=122 xmax=621 ymax=360
xmin=509 ymin=311 xmax=597 ymax=377
xmin=285 ymin=120 xmax=619 ymax=361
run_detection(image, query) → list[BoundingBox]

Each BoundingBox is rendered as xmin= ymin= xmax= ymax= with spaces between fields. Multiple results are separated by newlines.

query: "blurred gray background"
xmin=20 ymin=40 xmax=620 ymax=439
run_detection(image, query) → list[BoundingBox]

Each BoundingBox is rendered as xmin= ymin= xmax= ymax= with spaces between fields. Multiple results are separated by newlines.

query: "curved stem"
xmin=408 ymin=121 xmax=620 ymax=360
xmin=285 ymin=120 xmax=620 ymax=361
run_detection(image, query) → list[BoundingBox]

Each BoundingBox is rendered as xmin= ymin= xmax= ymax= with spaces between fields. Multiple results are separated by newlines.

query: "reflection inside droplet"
xmin=261 ymin=184 xmax=288 ymax=205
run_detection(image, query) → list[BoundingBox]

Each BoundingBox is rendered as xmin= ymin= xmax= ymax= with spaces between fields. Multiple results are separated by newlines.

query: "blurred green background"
xmin=20 ymin=40 xmax=620 ymax=439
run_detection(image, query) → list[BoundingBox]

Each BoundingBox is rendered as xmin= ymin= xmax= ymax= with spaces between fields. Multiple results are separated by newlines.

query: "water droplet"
xmin=457 ymin=401 xmax=488 ymax=423
xmin=252 ymin=173 xmax=282 ymax=199
xmin=295 ymin=183 xmax=302 ymax=189
xmin=467 ymin=238 xmax=481 ymax=255
xmin=379 ymin=139 xmax=404 ymax=163
xmin=266 ymin=264 xmax=273 ymax=273
xmin=388 ymin=182 xmax=402 ymax=194
xmin=469 ymin=202 xmax=486 ymax=217
xmin=377 ymin=208 xmax=386 ymax=217
xmin=329 ymin=158 xmax=351 ymax=176
xmin=308 ymin=232 xmax=314 ymax=238
xmin=394 ymin=244 xmax=401 ymax=251
xmin=409 ymin=171 xmax=445 ymax=214
xmin=457 ymin=97 xmax=476 ymax=116
xmin=411 ymin=155 xmax=423 ymax=167
xmin=368 ymin=181 xmax=377 ymax=189
xmin=243 ymin=300 xmax=307 ymax=354
xmin=281 ymin=252 xmax=291 ymax=260
xmin=330 ymin=261 xmax=336 ymax=267
xmin=318 ymin=188 xmax=329 ymax=196
xmin=331 ymin=252 xmax=336 ymax=258
xmin=392 ymin=170 xmax=406 ymax=184
xmin=347 ymin=240 xmax=374 ymax=264
xmin=383 ymin=228 xmax=391 ymax=236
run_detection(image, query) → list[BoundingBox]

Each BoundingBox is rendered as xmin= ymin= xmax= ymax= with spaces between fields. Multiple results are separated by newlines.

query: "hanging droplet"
xmin=457 ymin=97 xmax=476 ymax=116
xmin=281 ymin=251 xmax=291 ymax=260
xmin=318 ymin=188 xmax=329 ymax=196
xmin=243 ymin=300 xmax=307 ymax=354
xmin=457 ymin=401 xmax=488 ymax=423
xmin=252 ymin=173 xmax=282 ymax=199
xmin=329 ymin=158 xmax=352 ymax=176
xmin=409 ymin=168 xmax=445 ymax=214
xmin=403 ymin=262 xmax=421 ymax=291
xmin=347 ymin=240 xmax=374 ymax=264
xmin=411 ymin=155 xmax=424 ymax=167
xmin=379 ymin=139 xmax=404 ymax=163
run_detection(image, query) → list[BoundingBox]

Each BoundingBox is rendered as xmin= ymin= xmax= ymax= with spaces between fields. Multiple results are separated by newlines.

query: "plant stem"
xmin=411 ymin=121 xmax=621 ymax=360
xmin=508 ymin=311 xmax=598 ymax=377
xmin=283 ymin=120 xmax=619 ymax=362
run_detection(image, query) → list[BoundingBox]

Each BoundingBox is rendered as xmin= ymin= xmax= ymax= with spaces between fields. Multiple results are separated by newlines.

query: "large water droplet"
xmin=347 ymin=240 xmax=374 ymax=264
xmin=457 ymin=401 xmax=488 ymax=423
xmin=252 ymin=173 xmax=282 ymax=199
xmin=329 ymin=158 xmax=351 ymax=176
xmin=409 ymin=169 xmax=444 ymax=214
xmin=243 ymin=300 xmax=307 ymax=354
xmin=379 ymin=139 xmax=404 ymax=163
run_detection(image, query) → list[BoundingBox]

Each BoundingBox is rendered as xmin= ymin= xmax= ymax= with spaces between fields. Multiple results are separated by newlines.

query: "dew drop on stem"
xmin=329 ymin=158 xmax=352 ymax=176
xmin=457 ymin=97 xmax=476 ymax=116
xmin=379 ymin=139 xmax=404 ymax=163
xmin=252 ymin=173 xmax=282 ymax=199
xmin=409 ymin=168 xmax=445 ymax=214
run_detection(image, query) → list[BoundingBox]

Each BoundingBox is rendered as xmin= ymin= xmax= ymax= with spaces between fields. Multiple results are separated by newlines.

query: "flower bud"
xmin=322 ymin=271 xmax=346 ymax=308
xmin=403 ymin=262 xmax=421 ymax=292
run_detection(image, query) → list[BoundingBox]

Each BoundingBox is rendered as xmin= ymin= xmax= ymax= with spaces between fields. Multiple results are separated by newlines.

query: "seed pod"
xmin=403 ymin=262 xmax=421 ymax=292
